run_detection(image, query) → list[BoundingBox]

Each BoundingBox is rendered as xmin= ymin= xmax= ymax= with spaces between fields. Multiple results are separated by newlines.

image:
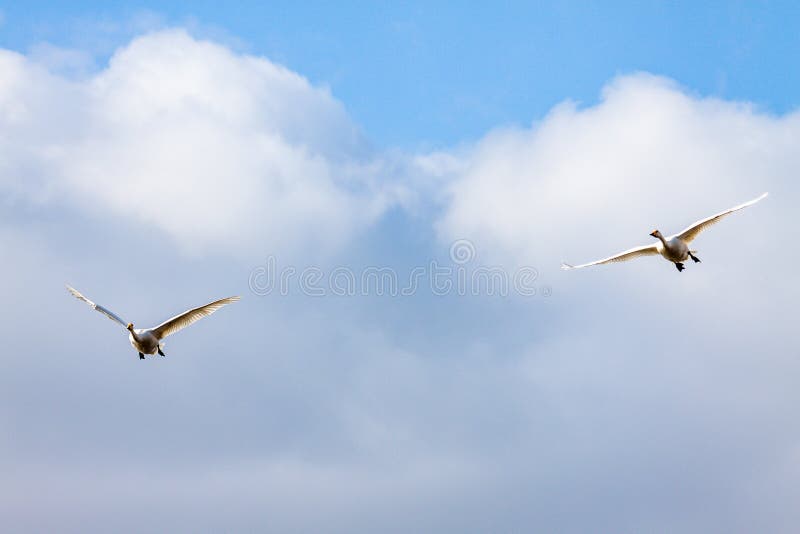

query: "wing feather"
xmin=66 ymin=285 xmax=128 ymax=327
xmin=561 ymin=243 xmax=659 ymax=270
xmin=675 ymin=192 xmax=768 ymax=243
xmin=151 ymin=296 xmax=240 ymax=339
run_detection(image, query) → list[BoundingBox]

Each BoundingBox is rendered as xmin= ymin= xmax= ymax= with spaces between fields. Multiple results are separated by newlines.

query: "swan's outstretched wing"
xmin=66 ymin=285 xmax=128 ymax=327
xmin=151 ymin=296 xmax=240 ymax=339
xmin=561 ymin=244 xmax=659 ymax=270
xmin=675 ymin=192 xmax=768 ymax=243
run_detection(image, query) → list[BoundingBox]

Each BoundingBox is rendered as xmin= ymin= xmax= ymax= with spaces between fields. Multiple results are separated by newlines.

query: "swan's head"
xmin=126 ymin=323 xmax=134 ymax=331
xmin=650 ymin=230 xmax=662 ymax=238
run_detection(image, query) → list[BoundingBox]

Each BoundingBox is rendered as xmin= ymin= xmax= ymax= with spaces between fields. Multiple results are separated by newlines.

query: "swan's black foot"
xmin=158 ymin=347 xmax=166 ymax=357
xmin=139 ymin=352 xmax=145 ymax=360
xmin=689 ymin=252 xmax=701 ymax=263
xmin=675 ymin=262 xmax=685 ymax=272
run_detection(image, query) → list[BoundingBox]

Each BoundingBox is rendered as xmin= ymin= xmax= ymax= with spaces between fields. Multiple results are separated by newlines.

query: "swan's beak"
xmin=126 ymin=323 xmax=133 ymax=330
xmin=649 ymin=231 xmax=658 ymax=238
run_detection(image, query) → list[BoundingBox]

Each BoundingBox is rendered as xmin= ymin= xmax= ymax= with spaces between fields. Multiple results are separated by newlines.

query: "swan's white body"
xmin=561 ymin=192 xmax=768 ymax=271
xmin=67 ymin=286 xmax=240 ymax=359
xmin=655 ymin=235 xmax=690 ymax=263
xmin=129 ymin=329 xmax=161 ymax=355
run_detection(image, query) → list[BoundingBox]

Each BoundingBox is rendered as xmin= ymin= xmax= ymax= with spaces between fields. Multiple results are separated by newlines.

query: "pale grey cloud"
xmin=1 ymin=33 xmax=799 ymax=534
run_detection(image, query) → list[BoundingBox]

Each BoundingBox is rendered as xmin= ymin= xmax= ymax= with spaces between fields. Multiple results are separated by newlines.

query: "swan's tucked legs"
xmin=675 ymin=262 xmax=685 ymax=272
xmin=158 ymin=347 xmax=166 ymax=357
xmin=688 ymin=252 xmax=701 ymax=263
xmin=138 ymin=352 xmax=145 ymax=360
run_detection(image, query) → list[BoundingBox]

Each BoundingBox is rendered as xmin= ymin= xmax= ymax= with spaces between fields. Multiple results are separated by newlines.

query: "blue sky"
xmin=1 ymin=3 xmax=799 ymax=532
xmin=3 ymin=1 xmax=800 ymax=147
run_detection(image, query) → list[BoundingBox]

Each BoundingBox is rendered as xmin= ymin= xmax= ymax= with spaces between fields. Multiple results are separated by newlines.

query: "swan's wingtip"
xmin=560 ymin=262 xmax=574 ymax=271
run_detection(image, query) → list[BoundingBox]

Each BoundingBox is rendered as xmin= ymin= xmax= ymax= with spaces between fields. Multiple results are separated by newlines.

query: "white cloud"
xmin=3 ymin=30 xmax=800 ymax=531
xmin=0 ymin=29 xmax=398 ymax=257
xmin=437 ymin=73 xmax=799 ymax=275
xmin=424 ymin=76 xmax=800 ymax=531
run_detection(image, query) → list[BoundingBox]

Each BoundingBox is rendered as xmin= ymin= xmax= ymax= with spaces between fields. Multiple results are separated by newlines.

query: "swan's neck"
xmin=655 ymin=234 xmax=668 ymax=247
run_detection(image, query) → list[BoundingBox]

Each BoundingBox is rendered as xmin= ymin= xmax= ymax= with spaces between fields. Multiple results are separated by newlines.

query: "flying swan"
xmin=67 ymin=286 xmax=240 ymax=359
xmin=561 ymin=192 xmax=768 ymax=272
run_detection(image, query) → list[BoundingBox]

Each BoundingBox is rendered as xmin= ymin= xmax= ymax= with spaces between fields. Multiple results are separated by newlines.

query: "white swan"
xmin=561 ymin=192 xmax=768 ymax=272
xmin=67 ymin=286 xmax=240 ymax=359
